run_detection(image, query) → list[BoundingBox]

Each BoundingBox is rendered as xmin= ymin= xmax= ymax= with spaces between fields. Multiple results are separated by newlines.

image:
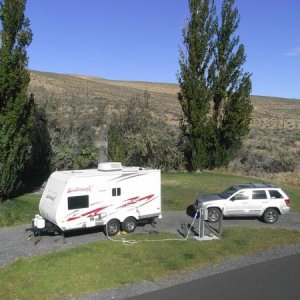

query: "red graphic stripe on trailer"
xmin=67 ymin=216 xmax=81 ymax=222
xmin=117 ymin=194 xmax=155 ymax=209
xmin=117 ymin=196 xmax=139 ymax=208
xmin=125 ymin=196 xmax=140 ymax=205
xmin=66 ymin=206 xmax=110 ymax=222
xmin=81 ymin=206 xmax=109 ymax=217
xmin=138 ymin=194 xmax=154 ymax=202
xmin=139 ymin=195 xmax=156 ymax=207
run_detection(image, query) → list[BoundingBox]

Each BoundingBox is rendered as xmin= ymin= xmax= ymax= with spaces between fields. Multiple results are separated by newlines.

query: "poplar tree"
xmin=178 ymin=0 xmax=217 ymax=170
xmin=209 ymin=0 xmax=252 ymax=166
xmin=178 ymin=0 xmax=252 ymax=170
xmin=0 ymin=0 xmax=34 ymax=200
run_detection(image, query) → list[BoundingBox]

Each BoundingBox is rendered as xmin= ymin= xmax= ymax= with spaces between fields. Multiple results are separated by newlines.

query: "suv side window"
xmin=252 ymin=190 xmax=267 ymax=199
xmin=231 ymin=191 xmax=250 ymax=200
xmin=269 ymin=190 xmax=283 ymax=199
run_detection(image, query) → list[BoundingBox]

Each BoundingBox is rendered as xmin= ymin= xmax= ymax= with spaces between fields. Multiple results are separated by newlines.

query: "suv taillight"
xmin=285 ymin=199 xmax=291 ymax=206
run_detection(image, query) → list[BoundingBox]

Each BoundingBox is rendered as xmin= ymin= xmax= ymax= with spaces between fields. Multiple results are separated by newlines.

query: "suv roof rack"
xmin=235 ymin=183 xmax=279 ymax=189
xmin=252 ymin=183 xmax=279 ymax=188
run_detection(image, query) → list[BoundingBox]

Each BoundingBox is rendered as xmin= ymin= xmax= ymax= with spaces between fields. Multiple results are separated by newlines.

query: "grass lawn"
xmin=162 ymin=172 xmax=300 ymax=212
xmin=0 ymin=228 xmax=300 ymax=300
xmin=280 ymin=184 xmax=300 ymax=212
xmin=0 ymin=194 xmax=40 ymax=227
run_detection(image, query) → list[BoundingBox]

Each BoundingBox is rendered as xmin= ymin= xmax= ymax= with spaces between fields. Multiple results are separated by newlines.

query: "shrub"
xmin=238 ymin=149 xmax=296 ymax=174
xmin=107 ymin=98 xmax=184 ymax=171
xmin=44 ymin=100 xmax=98 ymax=171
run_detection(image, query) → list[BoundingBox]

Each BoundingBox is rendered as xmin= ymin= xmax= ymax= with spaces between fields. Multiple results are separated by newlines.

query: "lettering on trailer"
xmin=67 ymin=185 xmax=93 ymax=194
xmin=46 ymin=194 xmax=56 ymax=202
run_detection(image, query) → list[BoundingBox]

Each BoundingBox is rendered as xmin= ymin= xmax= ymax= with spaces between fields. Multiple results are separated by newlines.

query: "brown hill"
xmin=29 ymin=70 xmax=300 ymax=129
xmin=29 ymin=70 xmax=300 ymax=185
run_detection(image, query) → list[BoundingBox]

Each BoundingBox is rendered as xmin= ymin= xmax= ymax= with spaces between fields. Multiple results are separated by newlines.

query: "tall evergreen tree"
xmin=178 ymin=0 xmax=217 ymax=170
xmin=0 ymin=0 xmax=34 ymax=200
xmin=209 ymin=0 xmax=252 ymax=165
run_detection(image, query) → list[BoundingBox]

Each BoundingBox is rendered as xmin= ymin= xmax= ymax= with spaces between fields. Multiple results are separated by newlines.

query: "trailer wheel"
xmin=122 ymin=217 xmax=137 ymax=233
xmin=105 ymin=219 xmax=120 ymax=236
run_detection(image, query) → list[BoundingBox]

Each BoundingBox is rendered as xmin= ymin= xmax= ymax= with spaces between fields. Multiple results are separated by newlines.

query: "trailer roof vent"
xmin=98 ymin=162 xmax=122 ymax=171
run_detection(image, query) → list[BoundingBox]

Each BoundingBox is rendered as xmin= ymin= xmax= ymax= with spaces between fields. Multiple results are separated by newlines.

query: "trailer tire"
xmin=122 ymin=217 xmax=137 ymax=233
xmin=105 ymin=219 xmax=120 ymax=236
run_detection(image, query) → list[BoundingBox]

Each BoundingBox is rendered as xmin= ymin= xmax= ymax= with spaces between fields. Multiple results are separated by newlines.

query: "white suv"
xmin=193 ymin=183 xmax=291 ymax=224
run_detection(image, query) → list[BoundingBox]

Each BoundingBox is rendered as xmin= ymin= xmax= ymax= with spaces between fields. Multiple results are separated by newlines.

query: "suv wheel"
xmin=263 ymin=208 xmax=279 ymax=224
xmin=207 ymin=207 xmax=222 ymax=223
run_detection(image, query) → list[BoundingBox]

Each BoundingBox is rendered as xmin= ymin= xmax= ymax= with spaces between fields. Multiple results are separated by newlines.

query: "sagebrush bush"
xmin=44 ymin=101 xmax=98 ymax=171
xmin=236 ymin=149 xmax=296 ymax=174
xmin=107 ymin=98 xmax=185 ymax=171
xmin=231 ymin=125 xmax=300 ymax=175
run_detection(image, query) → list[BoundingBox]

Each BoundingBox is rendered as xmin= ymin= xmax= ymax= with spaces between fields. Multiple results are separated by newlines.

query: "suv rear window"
xmin=252 ymin=190 xmax=267 ymax=199
xmin=269 ymin=190 xmax=283 ymax=199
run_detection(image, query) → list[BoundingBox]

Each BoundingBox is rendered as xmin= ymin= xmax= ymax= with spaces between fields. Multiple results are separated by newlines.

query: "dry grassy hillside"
xmin=29 ymin=70 xmax=181 ymax=126
xmin=29 ymin=70 xmax=300 ymax=185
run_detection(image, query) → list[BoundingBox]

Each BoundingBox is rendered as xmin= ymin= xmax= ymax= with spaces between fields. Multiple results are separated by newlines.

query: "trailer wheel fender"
xmin=121 ymin=217 xmax=137 ymax=233
xmin=104 ymin=219 xmax=120 ymax=236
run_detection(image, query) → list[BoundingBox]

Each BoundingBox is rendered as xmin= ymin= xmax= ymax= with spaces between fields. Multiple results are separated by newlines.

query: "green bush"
xmin=44 ymin=101 xmax=98 ymax=171
xmin=107 ymin=98 xmax=184 ymax=171
xmin=238 ymin=149 xmax=296 ymax=174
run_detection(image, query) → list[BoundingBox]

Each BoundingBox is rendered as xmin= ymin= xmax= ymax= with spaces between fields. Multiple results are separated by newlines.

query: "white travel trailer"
xmin=32 ymin=162 xmax=161 ymax=236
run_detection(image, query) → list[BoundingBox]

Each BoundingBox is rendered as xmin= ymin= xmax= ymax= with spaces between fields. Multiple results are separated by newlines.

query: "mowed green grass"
xmin=162 ymin=172 xmax=300 ymax=212
xmin=1 ymin=228 xmax=300 ymax=300
xmin=0 ymin=194 xmax=40 ymax=227
xmin=280 ymin=184 xmax=300 ymax=212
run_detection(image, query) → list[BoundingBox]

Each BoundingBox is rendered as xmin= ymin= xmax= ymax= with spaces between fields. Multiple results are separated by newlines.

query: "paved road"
xmin=0 ymin=211 xmax=299 ymax=268
xmin=127 ymin=253 xmax=300 ymax=300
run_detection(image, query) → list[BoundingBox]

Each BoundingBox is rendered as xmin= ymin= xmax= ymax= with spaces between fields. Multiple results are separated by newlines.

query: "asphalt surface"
xmin=126 ymin=253 xmax=300 ymax=300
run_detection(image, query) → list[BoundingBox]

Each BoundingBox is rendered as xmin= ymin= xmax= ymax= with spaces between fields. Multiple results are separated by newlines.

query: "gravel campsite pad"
xmin=1 ymin=211 xmax=300 ymax=269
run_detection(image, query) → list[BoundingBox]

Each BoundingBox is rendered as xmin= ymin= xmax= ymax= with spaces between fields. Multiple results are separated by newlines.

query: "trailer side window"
xmin=112 ymin=188 xmax=121 ymax=197
xmin=68 ymin=195 xmax=89 ymax=210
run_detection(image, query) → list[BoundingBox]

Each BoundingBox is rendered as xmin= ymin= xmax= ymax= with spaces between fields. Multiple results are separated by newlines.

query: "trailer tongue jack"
xmin=26 ymin=216 xmax=65 ymax=245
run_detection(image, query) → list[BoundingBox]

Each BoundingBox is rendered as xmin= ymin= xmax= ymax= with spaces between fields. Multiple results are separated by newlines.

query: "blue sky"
xmin=26 ymin=0 xmax=300 ymax=99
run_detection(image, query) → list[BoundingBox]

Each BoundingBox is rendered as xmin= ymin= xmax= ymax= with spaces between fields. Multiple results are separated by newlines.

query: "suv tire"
xmin=263 ymin=208 xmax=279 ymax=224
xmin=207 ymin=207 xmax=222 ymax=223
